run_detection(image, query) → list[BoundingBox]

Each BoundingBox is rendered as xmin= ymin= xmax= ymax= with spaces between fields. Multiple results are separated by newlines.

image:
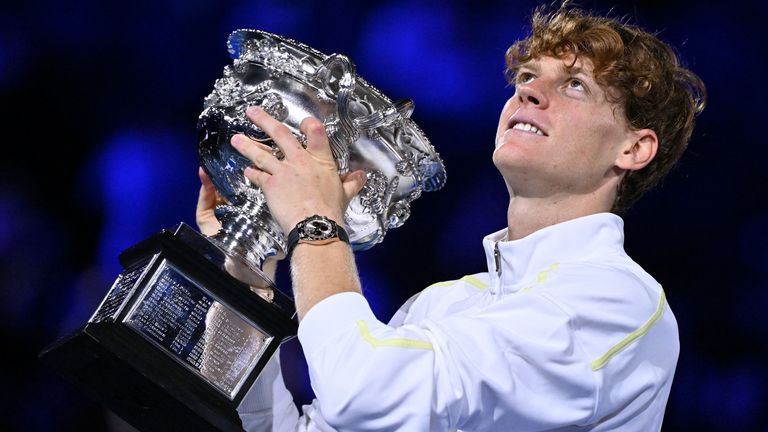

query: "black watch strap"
xmin=286 ymin=215 xmax=350 ymax=257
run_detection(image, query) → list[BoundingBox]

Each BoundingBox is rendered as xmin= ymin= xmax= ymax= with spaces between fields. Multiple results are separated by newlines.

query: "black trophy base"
xmin=41 ymin=323 xmax=245 ymax=432
xmin=39 ymin=223 xmax=297 ymax=432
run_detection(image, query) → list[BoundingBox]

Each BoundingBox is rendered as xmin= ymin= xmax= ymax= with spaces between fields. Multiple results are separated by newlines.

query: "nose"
xmin=516 ymin=81 xmax=549 ymax=109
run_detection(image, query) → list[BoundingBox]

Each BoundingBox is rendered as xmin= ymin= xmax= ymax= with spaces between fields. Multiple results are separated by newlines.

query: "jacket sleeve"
xmin=297 ymin=291 xmax=598 ymax=431
xmin=237 ymin=348 xmax=338 ymax=432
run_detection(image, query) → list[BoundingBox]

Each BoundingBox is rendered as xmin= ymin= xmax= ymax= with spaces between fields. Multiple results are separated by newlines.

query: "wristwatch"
xmin=286 ymin=215 xmax=349 ymax=256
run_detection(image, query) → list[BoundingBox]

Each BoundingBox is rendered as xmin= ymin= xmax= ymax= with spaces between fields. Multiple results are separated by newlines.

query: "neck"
xmin=505 ymin=191 xmax=615 ymax=240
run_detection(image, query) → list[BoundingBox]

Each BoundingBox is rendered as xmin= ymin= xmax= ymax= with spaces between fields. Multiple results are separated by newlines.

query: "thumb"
xmin=197 ymin=167 xmax=223 ymax=236
xmin=197 ymin=168 xmax=218 ymax=208
xmin=342 ymin=170 xmax=367 ymax=202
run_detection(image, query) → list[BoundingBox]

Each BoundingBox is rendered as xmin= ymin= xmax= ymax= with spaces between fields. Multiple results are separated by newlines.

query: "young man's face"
xmin=493 ymin=55 xmax=636 ymax=200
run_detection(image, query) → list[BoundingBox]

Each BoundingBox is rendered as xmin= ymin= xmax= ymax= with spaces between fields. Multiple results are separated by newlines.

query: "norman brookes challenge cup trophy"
xmin=40 ymin=30 xmax=446 ymax=431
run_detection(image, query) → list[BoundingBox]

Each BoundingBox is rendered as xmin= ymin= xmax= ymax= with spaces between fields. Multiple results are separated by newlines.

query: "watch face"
xmin=301 ymin=217 xmax=336 ymax=241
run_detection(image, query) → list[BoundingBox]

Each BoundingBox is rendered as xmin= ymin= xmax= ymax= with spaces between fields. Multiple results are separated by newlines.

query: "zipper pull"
xmin=494 ymin=242 xmax=502 ymax=276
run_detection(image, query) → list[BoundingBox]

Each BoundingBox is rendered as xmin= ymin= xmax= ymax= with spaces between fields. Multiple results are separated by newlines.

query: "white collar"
xmin=482 ymin=213 xmax=627 ymax=293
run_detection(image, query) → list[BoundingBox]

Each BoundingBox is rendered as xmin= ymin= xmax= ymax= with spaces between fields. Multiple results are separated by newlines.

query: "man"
xmin=197 ymin=5 xmax=705 ymax=431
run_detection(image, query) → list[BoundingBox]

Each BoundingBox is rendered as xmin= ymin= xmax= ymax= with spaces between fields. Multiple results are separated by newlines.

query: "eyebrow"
xmin=519 ymin=60 xmax=593 ymax=79
xmin=518 ymin=61 xmax=541 ymax=74
xmin=562 ymin=63 xmax=600 ymax=87
xmin=517 ymin=59 xmax=600 ymax=93
xmin=562 ymin=61 xmax=597 ymax=77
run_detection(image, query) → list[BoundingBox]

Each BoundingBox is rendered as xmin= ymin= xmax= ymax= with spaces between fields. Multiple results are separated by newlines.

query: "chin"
xmin=491 ymin=146 xmax=506 ymax=171
xmin=492 ymin=142 xmax=526 ymax=170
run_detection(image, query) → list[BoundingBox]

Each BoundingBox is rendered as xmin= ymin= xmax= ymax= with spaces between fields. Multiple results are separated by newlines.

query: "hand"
xmin=230 ymin=106 xmax=366 ymax=233
xmin=196 ymin=167 xmax=223 ymax=237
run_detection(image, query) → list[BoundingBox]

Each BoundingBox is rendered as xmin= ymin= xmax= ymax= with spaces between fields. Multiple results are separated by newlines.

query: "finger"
xmin=299 ymin=117 xmax=333 ymax=159
xmin=199 ymin=166 xmax=211 ymax=185
xmin=244 ymin=166 xmax=271 ymax=188
xmin=197 ymin=167 xmax=223 ymax=236
xmin=197 ymin=167 xmax=217 ymax=208
xmin=342 ymin=170 xmax=368 ymax=202
xmin=200 ymin=167 xmax=226 ymax=204
xmin=246 ymin=106 xmax=303 ymax=157
xmin=231 ymin=134 xmax=281 ymax=174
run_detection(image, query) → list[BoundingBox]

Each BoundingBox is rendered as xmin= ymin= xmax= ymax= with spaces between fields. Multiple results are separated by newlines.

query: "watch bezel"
xmin=286 ymin=215 xmax=350 ymax=257
xmin=298 ymin=216 xmax=338 ymax=241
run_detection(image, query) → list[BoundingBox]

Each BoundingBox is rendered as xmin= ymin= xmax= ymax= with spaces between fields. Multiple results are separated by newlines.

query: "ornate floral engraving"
xmin=358 ymin=170 xmax=388 ymax=215
xmin=199 ymin=29 xmax=446 ymax=267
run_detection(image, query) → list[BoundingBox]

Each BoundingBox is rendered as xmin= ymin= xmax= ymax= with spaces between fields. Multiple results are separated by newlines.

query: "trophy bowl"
xmin=198 ymin=29 xmax=446 ymax=272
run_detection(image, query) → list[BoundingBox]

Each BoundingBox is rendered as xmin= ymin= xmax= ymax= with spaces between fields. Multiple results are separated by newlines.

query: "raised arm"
xmin=229 ymin=106 xmax=367 ymax=320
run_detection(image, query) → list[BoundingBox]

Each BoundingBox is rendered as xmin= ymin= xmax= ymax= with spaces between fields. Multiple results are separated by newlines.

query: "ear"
xmin=616 ymin=129 xmax=658 ymax=171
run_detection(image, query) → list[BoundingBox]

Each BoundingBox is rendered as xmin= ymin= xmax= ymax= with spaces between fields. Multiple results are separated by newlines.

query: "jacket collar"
xmin=482 ymin=213 xmax=626 ymax=294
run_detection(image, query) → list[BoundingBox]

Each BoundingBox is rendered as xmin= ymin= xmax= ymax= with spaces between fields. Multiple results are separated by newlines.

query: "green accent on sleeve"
xmin=426 ymin=274 xmax=488 ymax=291
xmin=356 ymin=320 xmax=433 ymax=350
xmin=459 ymin=275 xmax=488 ymax=290
xmin=590 ymin=290 xmax=667 ymax=371
xmin=523 ymin=263 xmax=559 ymax=294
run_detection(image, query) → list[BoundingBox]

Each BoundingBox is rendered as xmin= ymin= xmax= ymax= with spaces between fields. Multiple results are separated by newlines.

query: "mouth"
xmin=507 ymin=117 xmax=547 ymax=136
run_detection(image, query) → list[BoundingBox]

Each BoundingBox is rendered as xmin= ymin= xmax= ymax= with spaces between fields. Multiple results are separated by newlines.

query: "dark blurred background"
xmin=2 ymin=0 xmax=766 ymax=430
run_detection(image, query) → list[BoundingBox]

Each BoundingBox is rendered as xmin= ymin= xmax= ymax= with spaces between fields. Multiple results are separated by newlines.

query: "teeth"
xmin=512 ymin=122 xmax=544 ymax=136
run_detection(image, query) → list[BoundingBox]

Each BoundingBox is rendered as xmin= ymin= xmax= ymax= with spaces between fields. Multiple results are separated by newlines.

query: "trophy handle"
xmin=313 ymin=54 xmax=357 ymax=174
xmin=353 ymin=98 xmax=415 ymax=130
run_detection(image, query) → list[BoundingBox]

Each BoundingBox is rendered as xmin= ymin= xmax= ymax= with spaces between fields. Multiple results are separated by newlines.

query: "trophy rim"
xmin=224 ymin=28 xmax=446 ymax=191
xmin=199 ymin=28 xmax=447 ymax=260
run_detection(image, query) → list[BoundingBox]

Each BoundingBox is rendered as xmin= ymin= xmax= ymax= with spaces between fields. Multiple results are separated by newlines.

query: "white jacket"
xmin=238 ymin=213 xmax=679 ymax=431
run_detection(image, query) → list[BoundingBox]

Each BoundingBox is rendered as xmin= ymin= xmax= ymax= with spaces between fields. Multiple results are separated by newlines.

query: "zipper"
xmin=494 ymin=241 xmax=502 ymax=276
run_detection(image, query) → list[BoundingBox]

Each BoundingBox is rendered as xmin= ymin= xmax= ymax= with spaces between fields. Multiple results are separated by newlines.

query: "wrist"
xmin=282 ymin=210 xmax=343 ymax=235
xmin=286 ymin=214 xmax=350 ymax=258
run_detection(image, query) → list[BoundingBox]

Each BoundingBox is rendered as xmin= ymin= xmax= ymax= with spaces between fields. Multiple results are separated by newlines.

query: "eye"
xmin=516 ymin=72 xmax=536 ymax=85
xmin=567 ymin=78 xmax=585 ymax=92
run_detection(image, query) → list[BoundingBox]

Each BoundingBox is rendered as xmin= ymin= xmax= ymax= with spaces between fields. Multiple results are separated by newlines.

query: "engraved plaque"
xmin=91 ymin=260 xmax=152 ymax=323
xmin=124 ymin=260 xmax=273 ymax=399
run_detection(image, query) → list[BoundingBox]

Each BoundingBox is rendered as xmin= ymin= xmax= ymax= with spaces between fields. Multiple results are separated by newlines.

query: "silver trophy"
xmin=198 ymin=29 xmax=446 ymax=275
xmin=40 ymin=29 xmax=446 ymax=431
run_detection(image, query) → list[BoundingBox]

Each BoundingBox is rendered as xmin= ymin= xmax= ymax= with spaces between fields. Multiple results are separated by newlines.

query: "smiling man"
xmin=198 ymin=5 xmax=706 ymax=431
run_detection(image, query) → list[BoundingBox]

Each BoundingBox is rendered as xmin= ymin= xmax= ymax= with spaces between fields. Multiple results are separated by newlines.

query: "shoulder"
xmin=426 ymin=273 xmax=491 ymax=292
xmin=388 ymin=272 xmax=490 ymax=325
xmin=532 ymin=257 xmax=679 ymax=424
xmin=535 ymin=258 xmax=670 ymax=339
xmin=533 ymin=257 xmax=677 ymax=372
xmin=536 ymin=255 xmax=663 ymax=315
